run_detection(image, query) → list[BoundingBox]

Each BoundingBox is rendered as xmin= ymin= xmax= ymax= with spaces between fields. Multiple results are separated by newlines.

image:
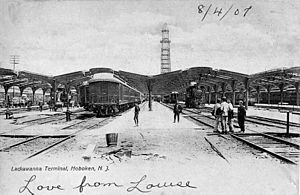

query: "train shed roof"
xmin=0 ymin=68 xmax=53 ymax=91
xmin=249 ymin=67 xmax=300 ymax=90
xmin=111 ymin=66 xmax=299 ymax=95
xmin=114 ymin=67 xmax=251 ymax=95
xmin=1 ymin=66 xmax=299 ymax=95
xmin=115 ymin=70 xmax=149 ymax=94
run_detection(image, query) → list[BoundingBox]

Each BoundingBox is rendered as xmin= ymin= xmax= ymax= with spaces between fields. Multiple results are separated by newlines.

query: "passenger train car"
xmin=79 ymin=81 xmax=89 ymax=108
xmin=79 ymin=73 xmax=143 ymax=116
xmin=163 ymin=91 xmax=179 ymax=104
xmin=170 ymin=91 xmax=179 ymax=103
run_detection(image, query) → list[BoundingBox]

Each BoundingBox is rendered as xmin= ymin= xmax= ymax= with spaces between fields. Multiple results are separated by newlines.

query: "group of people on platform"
xmin=213 ymin=97 xmax=246 ymax=134
xmin=134 ymin=98 xmax=246 ymax=132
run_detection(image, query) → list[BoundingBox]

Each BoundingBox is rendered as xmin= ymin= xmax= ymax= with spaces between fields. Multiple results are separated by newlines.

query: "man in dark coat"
xmin=134 ymin=103 xmax=140 ymax=126
xmin=173 ymin=102 xmax=181 ymax=123
xmin=213 ymin=98 xmax=222 ymax=132
xmin=238 ymin=100 xmax=246 ymax=132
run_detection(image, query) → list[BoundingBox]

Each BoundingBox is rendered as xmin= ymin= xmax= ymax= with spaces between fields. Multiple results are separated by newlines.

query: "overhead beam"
xmin=18 ymin=71 xmax=52 ymax=83
xmin=53 ymin=71 xmax=86 ymax=82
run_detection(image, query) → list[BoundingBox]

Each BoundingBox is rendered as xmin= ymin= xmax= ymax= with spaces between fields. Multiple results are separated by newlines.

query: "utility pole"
xmin=10 ymin=55 xmax=19 ymax=98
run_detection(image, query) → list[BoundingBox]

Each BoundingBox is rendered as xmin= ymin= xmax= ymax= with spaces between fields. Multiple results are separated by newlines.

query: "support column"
xmin=51 ymin=79 xmax=57 ymax=106
xmin=4 ymin=86 xmax=9 ymax=106
xmin=279 ymin=83 xmax=284 ymax=105
xmin=266 ymin=86 xmax=271 ymax=105
xmin=221 ymin=82 xmax=226 ymax=97
xmin=84 ymin=86 xmax=87 ymax=105
xmin=19 ymin=86 xmax=25 ymax=97
xmin=65 ymin=84 xmax=70 ymax=111
xmin=296 ymin=82 xmax=299 ymax=106
xmin=244 ymin=79 xmax=249 ymax=110
xmin=64 ymin=84 xmax=71 ymax=121
xmin=148 ymin=92 xmax=152 ymax=110
xmin=12 ymin=86 xmax=15 ymax=98
xmin=208 ymin=86 xmax=211 ymax=105
xmin=256 ymin=86 xmax=260 ymax=104
xmin=147 ymin=79 xmax=153 ymax=111
xmin=231 ymin=80 xmax=236 ymax=106
xmin=76 ymin=86 xmax=80 ymax=107
xmin=42 ymin=88 xmax=47 ymax=104
xmin=214 ymin=84 xmax=218 ymax=103
xmin=32 ymin=87 xmax=37 ymax=105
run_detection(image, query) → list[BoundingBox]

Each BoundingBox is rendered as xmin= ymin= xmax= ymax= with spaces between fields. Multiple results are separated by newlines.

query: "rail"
xmin=23 ymin=117 xmax=111 ymax=161
xmin=160 ymin=102 xmax=300 ymax=164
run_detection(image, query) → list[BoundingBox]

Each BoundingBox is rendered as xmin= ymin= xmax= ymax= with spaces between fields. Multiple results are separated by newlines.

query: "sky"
xmin=0 ymin=0 xmax=299 ymax=76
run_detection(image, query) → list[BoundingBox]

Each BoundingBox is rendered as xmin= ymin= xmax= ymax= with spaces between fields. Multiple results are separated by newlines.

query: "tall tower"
xmin=160 ymin=23 xmax=171 ymax=74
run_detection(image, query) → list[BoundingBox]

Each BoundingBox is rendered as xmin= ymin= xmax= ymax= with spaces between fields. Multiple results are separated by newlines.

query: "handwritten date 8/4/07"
xmin=198 ymin=4 xmax=252 ymax=21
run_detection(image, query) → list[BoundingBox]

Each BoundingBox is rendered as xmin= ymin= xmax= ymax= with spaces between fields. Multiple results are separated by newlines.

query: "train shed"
xmin=0 ymin=68 xmax=91 ymax=107
xmin=0 ymin=68 xmax=53 ymax=105
xmin=111 ymin=66 xmax=300 ymax=109
xmin=1 ymin=66 xmax=299 ymax=109
xmin=250 ymin=67 xmax=300 ymax=107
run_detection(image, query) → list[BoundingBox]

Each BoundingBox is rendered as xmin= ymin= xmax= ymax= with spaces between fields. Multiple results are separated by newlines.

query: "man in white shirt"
xmin=220 ymin=97 xmax=230 ymax=133
xmin=227 ymin=99 xmax=234 ymax=132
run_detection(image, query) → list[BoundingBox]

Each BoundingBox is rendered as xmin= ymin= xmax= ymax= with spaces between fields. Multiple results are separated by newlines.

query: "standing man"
xmin=5 ymin=106 xmax=13 ymax=119
xmin=66 ymin=109 xmax=72 ymax=121
xmin=134 ymin=103 xmax=140 ymax=126
xmin=227 ymin=99 xmax=234 ymax=132
xmin=238 ymin=100 xmax=246 ymax=132
xmin=213 ymin=98 xmax=222 ymax=132
xmin=173 ymin=102 xmax=181 ymax=123
xmin=220 ymin=97 xmax=230 ymax=134
xmin=39 ymin=101 xmax=43 ymax=112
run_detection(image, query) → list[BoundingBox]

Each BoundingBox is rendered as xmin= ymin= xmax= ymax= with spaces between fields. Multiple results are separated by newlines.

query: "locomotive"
xmin=185 ymin=84 xmax=205 ymax=108
xmin=79 ymin=72 xmax=143 ymax=116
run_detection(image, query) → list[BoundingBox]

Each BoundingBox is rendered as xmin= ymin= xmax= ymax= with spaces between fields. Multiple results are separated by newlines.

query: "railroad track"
xmin=202 ymin=106 xmax=300 ymax=128
xmin=230 ymin=133 xmax=299 ymax=164
xmin=24 ymin=117 xmax=111 ymax=160
xmin=247 ymin=115 xmax=300 ymax=128
xmin=186 ymin=107 xmax=298 ymax=130
xmin=61 ymin=119 xmax=90 ymax=130
xmin=0 ymin=135 xmax=69 ymax=154
xmin=0 ymin=107 xmax=35 ymax=115
xmin=0 ymin=115 xmax=67 ymax=136
xmin=19 ymin=109 xmax=86 ymax=125
xmin=36 ymin=115 xmax=66 ymax=124
xmin=0 ymin=110 xmax=89 ymax=136
xmin=18 ymin=114 xmax=63 ymax=125
xmin=161 ymin=103 xmax=300 ymax=164
xmin=0 ymin=117 xmax=111 ymax=161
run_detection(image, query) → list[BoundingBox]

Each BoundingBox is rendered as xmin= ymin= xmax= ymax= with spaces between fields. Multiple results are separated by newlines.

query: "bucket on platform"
xmin=106 ymin=133 xmax=118 ymax=146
